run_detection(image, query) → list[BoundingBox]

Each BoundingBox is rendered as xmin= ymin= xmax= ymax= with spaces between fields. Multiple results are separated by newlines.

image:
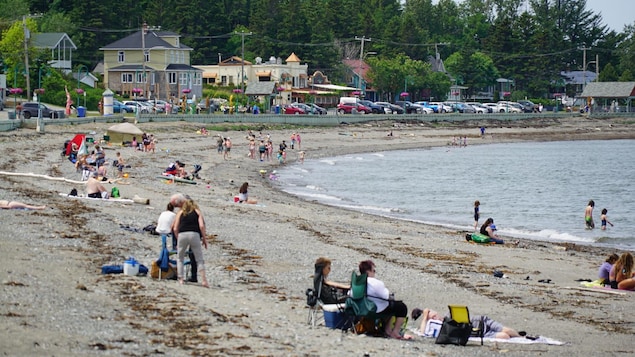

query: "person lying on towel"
xmin=412 ymin=307 xmax=522 ymax=339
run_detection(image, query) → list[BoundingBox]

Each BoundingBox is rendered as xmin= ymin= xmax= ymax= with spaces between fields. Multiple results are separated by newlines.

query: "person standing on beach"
xmin=600 ymin=208 xmax=613 ymax=230
xmin=296 ymin=132 xmax=302 ymax=150
xmin=473 ymin=200 xmax=480 ymax=230
xmin=223 ymin=137 xmax=232 ymax=160
xmin=585 ymin=200 xmax=595 ymax=229
xmin=173 ymin=196 xmax=209 ymax=287
xmin=216 ymin=135 xmax=224 ymax=155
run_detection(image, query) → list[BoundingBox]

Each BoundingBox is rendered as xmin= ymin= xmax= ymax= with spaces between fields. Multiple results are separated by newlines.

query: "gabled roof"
xmin=561 ymin=70 xmax=597 ymax=85
xmin=99 ymin=30 xmax=191 ymax=50
xmin=245 ymin=81 xmax=276 ymax=95
xmin=220 ymin=56 xmax=252 ymax=65
xmin=32 ymin=33 xmax=77 ymax=50
xmin=285 ymin=52 xmax=301 ymax=62
xmin=580 ymin=82 xmax=635 ymax=98
xmin=342 ymin=59 xmax=371 ymax=83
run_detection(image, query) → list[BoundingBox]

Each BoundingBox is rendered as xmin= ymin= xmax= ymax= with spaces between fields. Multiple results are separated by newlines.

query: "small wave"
xmin=305 ymin=185 xmax=324 ymax=191
xmin=289 ymin=191 xmax=342 ymax=201
xmin=335 ymin=203 xmax=398 ymax=214
xmin=319 ymin=159 xmax=336 ymax=165
xmin=372 ymin=153 xmax=385 ymax=158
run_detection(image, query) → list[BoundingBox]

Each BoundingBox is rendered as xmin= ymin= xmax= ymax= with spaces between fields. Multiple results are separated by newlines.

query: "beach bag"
xmin=435 ymin=316 xmax=472 ymax=346
xmin=111 ymin=186 xmax=120 ymax=198
xmin=150 ymin=261 xmax=176 ymax=279
xmin=354 ymin=317 xmax=381 ymax=336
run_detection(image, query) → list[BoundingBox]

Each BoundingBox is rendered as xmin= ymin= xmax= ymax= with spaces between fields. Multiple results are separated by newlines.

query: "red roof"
xmin=342 ymin=59 xmax=372 ymax=84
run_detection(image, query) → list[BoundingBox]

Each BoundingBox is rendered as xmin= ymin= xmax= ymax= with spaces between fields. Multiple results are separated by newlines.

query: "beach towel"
xmin=410 ymin=329 xmax=566 ymax=345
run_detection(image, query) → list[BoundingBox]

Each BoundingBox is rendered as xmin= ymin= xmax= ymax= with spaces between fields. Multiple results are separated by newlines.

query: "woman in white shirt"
xmin=359 ymin=260 xmax=410 ymax=339
xmin=156 ymin=202 xmax=176 ymax=250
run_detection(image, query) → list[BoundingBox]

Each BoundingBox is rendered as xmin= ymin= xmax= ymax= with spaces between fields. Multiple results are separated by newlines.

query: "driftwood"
xmin=133 ymin=195 xmax=150 ymax=205
xmin=0 ymin=171 xmax=85 ymax=184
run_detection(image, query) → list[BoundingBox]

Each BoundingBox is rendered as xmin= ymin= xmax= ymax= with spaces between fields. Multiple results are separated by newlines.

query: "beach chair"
xmin=448 ymin=305 xmax=484 ymax=345
xmin=344 ymin=270 xmax=392 ymax=335
xmin=307 ymin=264 xmax=345 ymax=328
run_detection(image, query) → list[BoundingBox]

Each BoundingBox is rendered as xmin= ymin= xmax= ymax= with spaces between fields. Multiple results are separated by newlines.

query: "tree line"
xmin=1 ymin=0 xmax=633 ymax=102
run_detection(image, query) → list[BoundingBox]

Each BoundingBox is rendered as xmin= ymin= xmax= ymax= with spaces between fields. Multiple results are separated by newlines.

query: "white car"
xmin=496 ymin=101 xmax=524 ymax=113
xmin=466 ymin=102 xmax=489 ymax=114
xmin=122 ymin=101 xmax=150 ymax=114
xmin=429 ymin=102 xmax=453 ymax=113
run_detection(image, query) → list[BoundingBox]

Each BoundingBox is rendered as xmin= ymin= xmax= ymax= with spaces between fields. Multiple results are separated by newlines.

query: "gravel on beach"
xmin=1 ymin=116 xmax=634 ymax=356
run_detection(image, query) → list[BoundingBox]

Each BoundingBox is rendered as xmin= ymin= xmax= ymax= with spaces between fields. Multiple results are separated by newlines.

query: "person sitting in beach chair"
xmin=307 ymin=257 xmax=349 ymax=327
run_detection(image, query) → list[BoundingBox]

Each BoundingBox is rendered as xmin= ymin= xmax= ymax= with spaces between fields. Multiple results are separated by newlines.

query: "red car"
xmin=336 ymin=103 xmax=371 ymax=114
xmin=284 ymin=104 xmax=306 ymax=115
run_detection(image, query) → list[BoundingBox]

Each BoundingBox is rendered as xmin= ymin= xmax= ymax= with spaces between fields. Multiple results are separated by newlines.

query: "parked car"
xmin=517 ymin=100 xmax=538 ymax=113
xmin=448 ymin=102 xmax=476 ymax=113
xmin=375 ymin=102 xmax=404 ymax=114
xmin=466 ymin=102 xmax=491 ymax=113
xmin=336 ymin=102 xmax=371 ymax=114
xmin=497 ymin=101 xmax=524 ymax=113
xmin=483 ymin=103 xmax=502 ymax=112
xmin=395 ymin=100 xmax=430 ymax=114
xmin=358 ymin=100 xmax=389 ymax=114
xmin=113 ymin=100 xmax=133 ymax=113
xmin=20 ymin=102 xmax=65 ymax=119
xmin=308 ymin=103 xmax=328 ymax=115
xmin=123 ymin=101 xmax=150 ymax=114
xmin=284 ymin=104 xmax=307 ymax=115
xmin=429 ymin=102 xmax=453 ymax=113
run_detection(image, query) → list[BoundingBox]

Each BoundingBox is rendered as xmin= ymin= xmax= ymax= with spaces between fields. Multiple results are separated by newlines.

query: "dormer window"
xmin=118 ymin=51 xmax=125 ymax=63
xmin=144 ymin=50 xmax=150 ymax=62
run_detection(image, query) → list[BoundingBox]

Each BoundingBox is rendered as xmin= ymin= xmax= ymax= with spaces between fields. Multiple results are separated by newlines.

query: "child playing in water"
xmin=473 ymin=200 xmax=480 ymax=230
xmin=600 ymin=208 xmax=613 ymax=230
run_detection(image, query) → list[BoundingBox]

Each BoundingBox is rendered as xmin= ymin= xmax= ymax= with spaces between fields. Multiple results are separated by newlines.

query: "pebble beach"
xmin=1 ymin=116 xmax=634 ymax=356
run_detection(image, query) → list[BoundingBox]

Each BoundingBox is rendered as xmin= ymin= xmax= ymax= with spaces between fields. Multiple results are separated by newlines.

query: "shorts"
xmin=87 ymin=192 xmax=101 ymax=198
xmin=225 ymin=147 xmax=231 ymax=152
xmin=479 ymin=316 xmax=504 ymax=338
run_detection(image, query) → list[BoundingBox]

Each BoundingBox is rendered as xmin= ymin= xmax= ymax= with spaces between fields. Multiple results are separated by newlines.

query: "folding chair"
xmin=448 ymin=305 xmax=484 ymax=345
xmin=307 ymin=264 xmax=346 ymax=329
xmin=344 ymin=270 xmax=391 ymax=335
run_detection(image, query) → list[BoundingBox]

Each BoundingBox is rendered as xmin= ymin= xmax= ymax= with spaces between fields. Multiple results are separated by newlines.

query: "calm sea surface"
xmin=274 ymin=139 xmax=635 ymax=250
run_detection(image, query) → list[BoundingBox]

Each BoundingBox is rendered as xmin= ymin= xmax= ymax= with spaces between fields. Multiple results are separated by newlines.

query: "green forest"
xmin=1 ymin=0 xmax=634 ymax=102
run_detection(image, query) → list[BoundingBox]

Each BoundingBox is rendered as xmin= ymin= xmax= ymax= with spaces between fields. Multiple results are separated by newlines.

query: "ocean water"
xmin=274 ymin=139 xmax=635 ymax=250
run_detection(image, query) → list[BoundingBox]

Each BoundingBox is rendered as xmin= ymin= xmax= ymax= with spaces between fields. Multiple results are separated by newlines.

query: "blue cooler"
xmin=323 ymin=304 xmax=351 ymax=330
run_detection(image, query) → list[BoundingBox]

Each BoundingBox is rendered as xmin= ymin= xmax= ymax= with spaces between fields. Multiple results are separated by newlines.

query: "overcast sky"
xmin=429 ymin=0 xmax=633 ymax=32
xmin=586 ymin=0 xmax=633 ymax=32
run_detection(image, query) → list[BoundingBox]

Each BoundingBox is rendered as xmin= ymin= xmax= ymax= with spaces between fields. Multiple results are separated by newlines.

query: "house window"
xmin=144 ymin=50 xmax=150 ymax=62
xmin=168 ymin=72 xmax=177 ymax=84
xmin=221 ymin=76 xmax=227 ymax=86
xmin=136 ymin=72 xmax=146 ymax=83
xmin=193 ymin=72 xmax=202 ymax=86
xmin=179 ymin=72 xmax=189 ymax=85
xmin=121 ymin=73 xmax=133 ymax=83
xmin=118 ymin=51 xmax=125 ymax=63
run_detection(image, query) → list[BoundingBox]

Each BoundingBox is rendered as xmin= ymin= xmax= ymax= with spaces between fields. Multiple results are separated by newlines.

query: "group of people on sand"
xmin=471 ymin=201 xmax=516 ymax=245
xmin=315 ymin=257 xmax=524 ymax=340
xmin=131 ymin=133 xmax=156 ymax=152
xmin=218 ymin=130 xmax=304 ymax=165
xmin=154 ymin=193 xmax=210 ymax=287
xmin=598 ymin=252 xmax=635 ymax=290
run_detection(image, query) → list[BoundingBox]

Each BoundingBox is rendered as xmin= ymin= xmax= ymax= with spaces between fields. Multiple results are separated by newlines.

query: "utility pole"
xmin=235 ymin=31 xmax=253 ymax=95
xmin=141 ymin=23 xmax=161 ymax=98
xmin=354 ymin=36 xmax=372 ymax=93
xmin=23 ymin=16 xmax=31 ymax=101
xmin=580 ymin=45 xmax=591 ymax=92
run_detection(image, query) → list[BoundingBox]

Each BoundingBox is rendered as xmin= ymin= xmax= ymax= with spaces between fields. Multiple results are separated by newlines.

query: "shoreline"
xmin=1 ymin=116 xmax=634 ymax=356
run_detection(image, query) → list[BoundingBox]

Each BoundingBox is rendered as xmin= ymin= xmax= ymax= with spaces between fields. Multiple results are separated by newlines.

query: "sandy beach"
xmin=1 ymin=115 xmax=634 ymax=356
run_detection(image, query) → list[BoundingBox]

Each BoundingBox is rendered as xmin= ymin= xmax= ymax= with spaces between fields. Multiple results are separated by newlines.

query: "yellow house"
xmin=99 ymin=25 xmax=202 ymax=101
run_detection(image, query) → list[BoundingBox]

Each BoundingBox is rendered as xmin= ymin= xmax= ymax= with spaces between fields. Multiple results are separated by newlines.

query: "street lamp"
xmin=132 ymin=87 xmax=143 ymax=122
